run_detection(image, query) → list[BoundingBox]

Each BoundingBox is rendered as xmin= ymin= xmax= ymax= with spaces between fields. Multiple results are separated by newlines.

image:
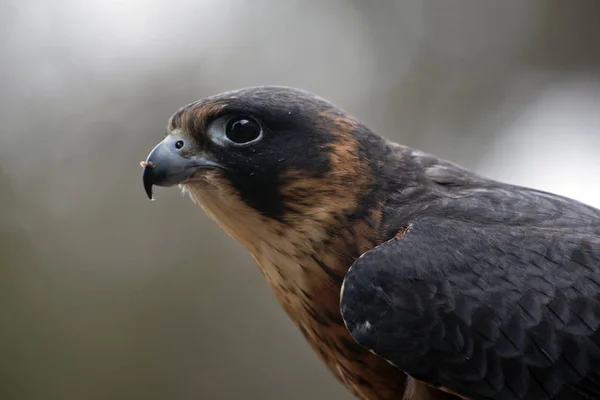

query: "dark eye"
xmin=225 ymin=117 xmax=262 ymax=144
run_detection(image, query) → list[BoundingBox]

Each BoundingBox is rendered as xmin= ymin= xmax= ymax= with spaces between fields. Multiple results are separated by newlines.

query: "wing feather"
xmin=341 ymin=216 xmax=600 ymax=400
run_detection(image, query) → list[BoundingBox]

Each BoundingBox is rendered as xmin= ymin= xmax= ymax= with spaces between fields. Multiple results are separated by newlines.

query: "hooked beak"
xmin=142 ymin=136 xmax=224 ymax=200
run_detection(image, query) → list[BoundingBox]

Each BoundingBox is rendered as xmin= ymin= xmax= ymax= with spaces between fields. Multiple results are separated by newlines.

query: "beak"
xmin=142 ymin=136 xmax=224 ymax=200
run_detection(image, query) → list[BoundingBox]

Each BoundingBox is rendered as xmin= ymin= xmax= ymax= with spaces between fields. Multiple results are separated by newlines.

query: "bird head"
xmin=142 ymin=86 xmax=387 ymax=250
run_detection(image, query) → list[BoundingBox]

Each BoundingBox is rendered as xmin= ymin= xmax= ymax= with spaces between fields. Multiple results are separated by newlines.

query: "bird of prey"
xmin=141 ymin=86 xmax=600 ymax=400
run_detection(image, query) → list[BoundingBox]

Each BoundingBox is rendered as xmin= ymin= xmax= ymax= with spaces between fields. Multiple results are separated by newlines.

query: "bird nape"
xmin=141 ymin=86 xmax=600 ymax=400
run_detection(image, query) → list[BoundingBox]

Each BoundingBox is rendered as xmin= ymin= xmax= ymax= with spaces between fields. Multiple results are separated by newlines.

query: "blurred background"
xmin=2 ymin=1 xmax=600 ymax=399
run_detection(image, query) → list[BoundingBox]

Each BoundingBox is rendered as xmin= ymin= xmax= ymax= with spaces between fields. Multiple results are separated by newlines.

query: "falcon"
xmin=141 ymin=86 xmax=600 ymax=400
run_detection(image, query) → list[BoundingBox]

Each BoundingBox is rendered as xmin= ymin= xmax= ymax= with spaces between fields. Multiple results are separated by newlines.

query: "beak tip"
xmin=142 ymin=164 xmax=156 ymax=201
xmin=144 ymin=183 xmax=155 ymax=201
xmin=144 ymin=183 xmax=155 ymax=200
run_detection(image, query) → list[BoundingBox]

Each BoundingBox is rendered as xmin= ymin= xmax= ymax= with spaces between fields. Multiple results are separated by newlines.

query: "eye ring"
xmin=224 ymin=116 xmax=262 ymax=145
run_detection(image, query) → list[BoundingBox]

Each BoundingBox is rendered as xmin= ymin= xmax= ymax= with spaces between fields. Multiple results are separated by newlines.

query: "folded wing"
xmin=341 ymin=216 xmax=600 ymax=400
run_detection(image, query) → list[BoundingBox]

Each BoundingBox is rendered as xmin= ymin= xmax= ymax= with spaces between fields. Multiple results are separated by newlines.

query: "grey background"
xmin=2 ymin=1 xmax=600 ymax=399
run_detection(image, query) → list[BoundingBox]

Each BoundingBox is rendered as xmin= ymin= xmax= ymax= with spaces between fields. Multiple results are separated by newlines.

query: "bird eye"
xmin=224 ymin=117 xmax=262 ymax=144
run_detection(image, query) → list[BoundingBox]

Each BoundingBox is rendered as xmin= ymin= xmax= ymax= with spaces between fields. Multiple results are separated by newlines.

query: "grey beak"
xmin=142 ymin=136 xmax=223 ymax=200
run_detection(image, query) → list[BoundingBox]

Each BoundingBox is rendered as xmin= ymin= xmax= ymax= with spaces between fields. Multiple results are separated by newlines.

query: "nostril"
xmin=175 ymin=140 xmax=184 ymax=150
